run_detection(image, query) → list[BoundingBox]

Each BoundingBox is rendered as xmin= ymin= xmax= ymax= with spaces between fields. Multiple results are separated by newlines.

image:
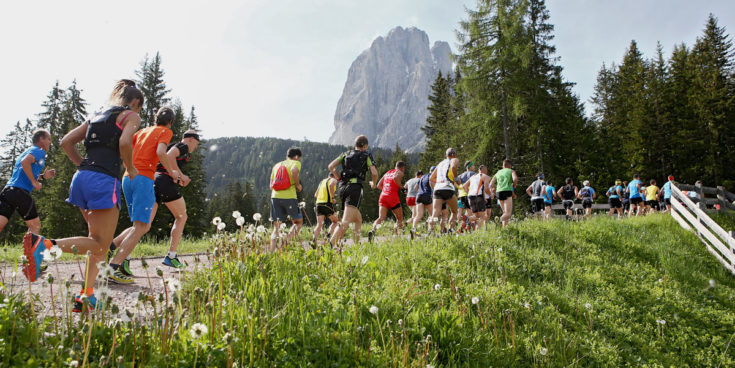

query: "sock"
xmin=168 ymin=251 xmax=177 ymax=258
xmin=109 ymin=242 xmax=116 ymax=251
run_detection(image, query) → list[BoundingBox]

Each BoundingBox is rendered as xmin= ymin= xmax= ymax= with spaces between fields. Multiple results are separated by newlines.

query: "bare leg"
xmin=163 ymin=198 xmax=187 ymax=253
xmin=501 ymin=198 xmax=513 ymax=227
xmin=313 ymin=215 xmax=325 ymax=243
xmin=24 ymin=217 xmax=41 ymax=234
xmin=270 ymin=220 xmax=281 ymax=252
xmin=373 ymin=206 xmax=389 ymax=229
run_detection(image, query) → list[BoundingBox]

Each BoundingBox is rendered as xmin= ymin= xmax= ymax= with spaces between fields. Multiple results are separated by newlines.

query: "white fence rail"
xmin=670 ymin=183 xmax=735 ymax=275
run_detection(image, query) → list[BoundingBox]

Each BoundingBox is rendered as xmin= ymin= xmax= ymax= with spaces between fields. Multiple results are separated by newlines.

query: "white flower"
xmin=375 ymin=223 xmax=382 ymax=230
xmin=253 ymin=213 xmax=262 ymax=222
xmin=656 ymin=319 xmax=666 ymax=325
xmin=256 ymin=225 xmax=266 ymax=233
xmin=709 ymin=279 xmax=716 ymax=287
xmin=280 ymin=223 xmax=287 ymax=230
xmin=190 ymin=323 xmax=208 ymax=338
xmin=397 ymin=319 xmax=403 ymax=326
xmin=236 ymin=217 xmax=245 ymax=226
xmin=70 ymin=361 xmax=79 ymax=367
xmin=217 ymin=222 xmax=226 ymax=231
xmin=426 ymin=365 xmax=434 ymax=368
xmin=471 ymin=297 xmax=479 ymax=305
xmin=361 ymin=256 xmax=369 ymax=265
xmin=212 ymin=217 xmax=222 ymax=226
xmin=49 ymin=245 xmax=62 ymax=259
xmin=434 ymin=284 xmax=441 ymax=291
xmin=658 ymin=278 xmax=663 ymax=283
xmin=232 ymin=210 xmax=241 ymax=219
xmin=165 ymin=278 xmax=181 ymax=293
xmin=298 ymin=201 xmax=306 ymax=209
xmin=369 ymin=305 xmax=378 ymax=315
xmin=497 ymin=247 xmax=502 ymax=252
xmin=42 ymin=249 xmax=53 ymax=261
xmin=584 ymin=303 xmax=592 ymax=311
xmin=539 ymin=347 xmax=548 ymax=356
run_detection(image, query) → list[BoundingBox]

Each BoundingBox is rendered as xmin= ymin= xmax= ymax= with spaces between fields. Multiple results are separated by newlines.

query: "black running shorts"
xmin=459 ymin=196 xmax=470 ymax=209
xmin=531 ymin=198 xmax=545 ymax=213
xmin=582 ymin=199 xmax=593 ymax=209
xmin=315 ymin=202 xmax=335 ymax=217
xmin=562 ymin=200 xmax=575 ymax=210
xmin=469 ymin=195 xmax=486 ymax=213
xmin=433 ymin=189 xmax=455 ymax=201
xmin=339 ymin=182 xmax=363 ymax=208
xmin=630 ymin=197 xmax=643 ymax=205
xmin=416 ymin=195 xmax=432 ymax=205
xmin=497 ymin=190 xmax=513 ymax=201
xmin=609 ymin=198 xmax=622 ymax=209
xmin=154 ymin=175 xmax=182 ymax=204
xmin=646 ymin=200 xmax=658 ymax=207
xmin=0 ymin=187 xmax=38 ymax=220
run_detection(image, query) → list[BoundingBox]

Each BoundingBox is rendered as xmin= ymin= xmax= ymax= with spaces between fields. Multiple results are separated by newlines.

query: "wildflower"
xmin=256 ymin=225 xmax=266 ymax=233
xmin=656 ymin=319 xmax=666 ymax=325
xmin=49 ymin=245 xmax=62 ymax=259
xmin=190 ymin=323 xmax=208 ymax=338
xmin=165 ymin=278 xmax=182 ymax=293
xmin=361 ymin=256 xmax=369 ymax=265
xmin=709 ymin=279 xmax=716 ymax=287
xmin=217 ymin=222 xmax=226 ymax=231
xmin=212 ymin=217 xmax=222 ymax=226
xmin=472 ymin=297 xmax=479 ymax=305
xmin=584 ymin=303 xmax=592 ymax=311
xmin=236 ymin=217 xmax=245 ymax=226
xmin=434 ymin=283 xmax=441 ymax=291
xmin=398 ymin=319 xmax=403 ymax=326
xmin=497 ymin=247 xmax=502 ymax=252
xmin=232 ymin=210 xmax=241 ymax=219
xmin=427 ymin=365 xmax=434 ymax=368
xmin=540 ymin=347 xmax=548 ymax=356
xmin=523 ymin=302 xmax=530 ymax=309
xmin=369 ymin=305 xmax=378 ymax=315
xmin=253 ymin=213 xmax=262 ymax=222
xmin=298 ymin=201 xmax=306 ymax=209
xmin=280 ymin=223 xmax=287 ymax=230
xmin=42 ymin=249 xmax=53 ymax=262
xmin=658 ymin=278 xmax=663 ymax=283
xmin=70 ymin=361 xmax=79 ymax=367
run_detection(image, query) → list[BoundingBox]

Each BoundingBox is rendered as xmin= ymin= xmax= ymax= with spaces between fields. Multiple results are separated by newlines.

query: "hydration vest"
xmin=340 ymin=150 xmax=370 ymax=183
xmin=79 ymin=106 xmax=129 ymax=178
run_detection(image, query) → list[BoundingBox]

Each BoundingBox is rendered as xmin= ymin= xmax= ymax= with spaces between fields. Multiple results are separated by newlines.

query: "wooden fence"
xmin=670 ymin=183 xmax=735 ymax=275
xmin=675 ymin=182 xmax=735 ymax=214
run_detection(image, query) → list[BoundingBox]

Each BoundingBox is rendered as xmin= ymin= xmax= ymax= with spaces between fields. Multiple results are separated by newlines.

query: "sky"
xmin=1 ymin=0 xmax=733 ymax=144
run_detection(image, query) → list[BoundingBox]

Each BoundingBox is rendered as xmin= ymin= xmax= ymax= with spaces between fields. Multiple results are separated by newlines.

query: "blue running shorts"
xmin=66 ymin=170 xmax=122 ymax=210
xmin=122 ymin=175 xmax=156 ymax=224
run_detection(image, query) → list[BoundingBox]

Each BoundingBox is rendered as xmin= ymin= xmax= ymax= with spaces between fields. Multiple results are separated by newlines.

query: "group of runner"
xmin=4 ymin=80 xmax=201 ymax=312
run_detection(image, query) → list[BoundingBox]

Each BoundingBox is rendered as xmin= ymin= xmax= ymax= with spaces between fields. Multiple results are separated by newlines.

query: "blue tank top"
xmin=628 ymin=180 xmax=642 ymax=198
xmin=417 ymin=174 xmax=432 ymax=197
xmin=543 ymin=185 xmax=555 ymax=203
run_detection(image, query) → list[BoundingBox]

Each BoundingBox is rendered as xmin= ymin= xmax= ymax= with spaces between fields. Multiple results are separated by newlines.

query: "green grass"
xmin=0 ymin=237 xmax=211 ymax=263
xmin=711 ymin=212 xmax=735 ymax=232
xmin=2 ymin=215 xmax=735 ymax=366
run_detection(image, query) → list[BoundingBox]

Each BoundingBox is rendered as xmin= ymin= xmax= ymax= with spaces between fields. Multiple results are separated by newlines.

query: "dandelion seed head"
xmin=434 ymin=283 xmax=441 ymax=291
xmin=190 ymin=323 xmax=208 ymax=338
xmin=256 ymin=225 xmax=266 ymax=233
xmin=212 ymin=217 xmax=222 ymax=226
xmin=472 ymin=297 xmax=479 ymax=305
xmin=709 ymin=279 xmax=716 ymax=287
xmin=369 ymin=305 xmax=378 ymax=315
xmin=253 ymin=213 xmax=262 ymax=222
xmin=232 ymin=210 xmax=241 ymax=219
xmin=236 ymin=217 xmax=245 ymax=226
xmin=584 ymin=303 xmax=592 ymax=311
xmin=540 ymin=347 xmax=548 ymax=356
xmin=217 ymin=222 xmax=226 ymax=231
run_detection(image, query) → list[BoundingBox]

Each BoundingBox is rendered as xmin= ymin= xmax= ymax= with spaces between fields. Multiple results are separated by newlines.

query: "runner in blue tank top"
xmin=542 ymin=181 xmax=556 ymax=219
xmin=628 ymin=174 xmax=643 ymax=216
xmin=660 ymin=175 xmax=675 ymax=213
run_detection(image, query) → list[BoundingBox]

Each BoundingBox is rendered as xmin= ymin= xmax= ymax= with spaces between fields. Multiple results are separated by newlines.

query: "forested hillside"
xmin=202 ymin=137 xmax=420 ymax=227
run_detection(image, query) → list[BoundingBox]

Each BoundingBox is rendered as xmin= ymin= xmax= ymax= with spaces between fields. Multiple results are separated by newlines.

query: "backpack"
xmin=562 ymin=185 xmax=575 ymax=200
xmin=340 ymin=150 xmax=369 ymax=182
xmin=622 ymin=186 xmax=630 ymax=199
xmin=579 ymin=187 xmax=591 ymax=199
xmin=270 ymin=162 xmax=292 ymax=191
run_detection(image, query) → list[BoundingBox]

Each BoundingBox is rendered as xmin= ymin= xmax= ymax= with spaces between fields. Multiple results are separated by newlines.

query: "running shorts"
xmin=434 ymin=189 xmax=455 ymax=201
xmin=497 ymin=190 xmax=513 ymax=201
xmin=609 ymin=198 xmax=622 ymax=209
xmin=459 ymin=196 xmax=470 ymax=209
xmin=664 ymin=198 xmax=671 ymax=206
xmin=67 ymin=170 xmax=122 ymax=211
xmin=630 ymin=196 xmax=643 ymax=205
xmin=406 ymin=197 xmax=416 ymax=206
xmin=0 ymin=186 xmax=38 ymax=220
xmin=315 ymin=202 xmax=335 ymax=217
xmin=154 ymin=175 xmax=182 ymax=204
xmin=486 ymin=198 xmax=494 ymax=209
xmin=122 ymin=175 xmax=156 ymax=224
xmin=416 ymin=195 xmax=432 ymax=205
xmin=270 ymin=197 xmax=302 ymax=222
xmin=531 ymin=198 xmax=545 ymax=213
xmin=339 ymin=182 xmax=363 ymax=208
xmin=582 ymin=199 xmax=593 ymax=209
xmin=468 ymin=195 xmax=486 ymax=213
xmin=562 ymin=200 xmax=575 ymax=210
xmin=646 ymin=200 xmax=658 ymax=207
xmin=379 ymin=194 xmax=401 ymax=210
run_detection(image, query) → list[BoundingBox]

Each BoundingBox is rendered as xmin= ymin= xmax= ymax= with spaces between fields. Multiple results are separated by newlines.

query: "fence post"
xmin=717 ymin=186 xmax=727 ymax=213
xmin=696 ymin=182 xmax=706 ymax=212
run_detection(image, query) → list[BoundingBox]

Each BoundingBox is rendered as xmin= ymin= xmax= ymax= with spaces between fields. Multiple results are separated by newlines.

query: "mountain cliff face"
xmin=328 ymin=27 xmax=452 ymax=153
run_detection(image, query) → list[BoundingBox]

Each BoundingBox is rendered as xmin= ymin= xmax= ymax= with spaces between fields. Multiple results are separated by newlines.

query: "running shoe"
xmin=367 ymin=230 xmax=375 ymax=243
xmin=72 ymin=293 xmax=103 ymax=313
xmin=106 ymin=242 xmax=117 ymax=264
xmin=22 ymin=232 xmax=46 ymax=282
xmin=162 ymin=256 xmax=184 ymax=269
xmin=120 ymin=258 xmax=133 ymax=276
xmin=108 ymin=268 xmax=134 ymax=284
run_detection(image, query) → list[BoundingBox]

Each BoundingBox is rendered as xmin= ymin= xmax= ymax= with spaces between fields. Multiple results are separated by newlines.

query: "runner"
xmin=489 ymin=159 xmax=518 ymax=227
xmin=606 ymin=180 xmax=624 ymax=218
xmin=312 ymin=173 xmax=338 ymax=246
xmin=621 ymin=180 xmax=631 ymax=214
xmin=644 ymin=179 xmax=659 ymax=213
xmin=659 ymin=175 xmax=675 ymax=213
xmin=526 ymin=173 xmax=546 ymax=218
xmin=22 ymin=80 xmax=143 ymax=311
xmin=429 ymin=148 xmax=460 ymax=232
xmin=456 ymin=161 xmax=476 ymax=232
xmin=557 ymin=178 xmax=578 ymax=219
xmin=146 ymin=130 xmax=200 ymax=268
xmin=463 ymin=165 xmax=491 ymax=230
xmin=404 ymin=171 xmax=423 ymax=227
xmin=578 ymin=180 xmax=597 ymax=219
xmin=628 ymin=174 xmax=643 ymax=216
xmin=368 ymin=161 xmax=406 ymax=241
xmin=0 ymin=129 xmax=55 ymax=235
xmin=412 ymin=166 xmax=435 ymax=233
xmin=108 ymin=107 xmax=178 ymax=283
xmin=268 ymin=147 xmax=303 ymax=251
xmin=328 ymin=135 xmax=378 ymax=248
xmin=543 ymin=180 xmax=556 ymax=218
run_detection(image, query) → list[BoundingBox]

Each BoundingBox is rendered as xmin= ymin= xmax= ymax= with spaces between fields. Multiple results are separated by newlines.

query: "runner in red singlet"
xmin=367 ymin=161 xmax=406 ymax=242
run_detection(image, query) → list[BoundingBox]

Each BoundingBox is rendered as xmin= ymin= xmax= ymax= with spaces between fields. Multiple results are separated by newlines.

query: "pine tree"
xmin=136 ymin=52 xmax=171 ymax=127
xmin=0 ymin=120 xmax=33 ymax=182
xmin=421 ymin=71 xmax=454 ymax=168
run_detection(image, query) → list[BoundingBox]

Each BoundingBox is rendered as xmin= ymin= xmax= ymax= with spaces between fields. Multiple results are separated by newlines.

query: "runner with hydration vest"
xmin=368 ymin=161 xmax=406 ymax=241
xmin=489 ymin=159 xmax=518 ymax=227
xmin=526 ymin=173 xmax=547 ymax=218
xmin=328 ymin=135 xmax=378 ymax=248
xmin=462 ymin=165 xmax=491 ymax=230
xmin=268 ymin=147 xmax=303 ymax=251
xmin=557 ymin=178 xmax=578 ymax=219
xmin=412 ymin=166 xmax=435 ymax=233
xmin=456 ymin=161 xmax=476 ymax=231
xmin=606 ymin=180 xmax=624 ymax=218
xmin=429 ymin=148 xmax=460 ymax=232
xmin=578 ymin=180 xmax=597 ymax=219
xmin=313 ymin=172 xmax=338 ymax=246
xmin=23 ymin=79 xmax=143 ymax=312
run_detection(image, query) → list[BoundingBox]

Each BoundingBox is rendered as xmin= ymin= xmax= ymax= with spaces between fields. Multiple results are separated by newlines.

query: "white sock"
xmin=168 ymin=251 xmax=177 ymax=259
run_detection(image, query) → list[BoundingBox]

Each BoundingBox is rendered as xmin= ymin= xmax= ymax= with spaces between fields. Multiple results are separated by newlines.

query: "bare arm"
xmin=20 ymin=154 xmax=41 ymax=191
xmin=369 ymin=165 xmax=378 ymax=189
xmin=291 ymin=165 xmax=302 ymax=192
xmin=328 ymin=158 xmax=341 ymax=181
xmin=393 ymin=171 xmax=404 ymax=187
xmin=329 ymin=179 xmax=337 ymax=203
xmin=462 ymin=179 xmax=471 ymax=193
xmin=376 ymin=175 xmax=385 ymax=191
xmin=61 ymin=122 xmax=89 ymax=166
xmin=157 ymin=142 xmax=179 ymax=182
xmin=512 ymin=170 xmax=518 ymax=187
xmin=526 ymin=184 xmax=533 ymax=196
xmin=119 ymin=114 xmax=140 ymax=179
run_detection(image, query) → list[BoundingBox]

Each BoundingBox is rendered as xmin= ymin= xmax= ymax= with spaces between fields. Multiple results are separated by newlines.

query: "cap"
xmin=445 ymin=148 xmax=456 ymax=157
xmin=615 ymin=179 xmax=622 ymax=185
xmin=538 ymin=173 xmax=545 ymax=179
xmin=583 ymin=180 xmax=590 ymax=186
xmin=668 ymin=175 xmax=674 ymax=181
